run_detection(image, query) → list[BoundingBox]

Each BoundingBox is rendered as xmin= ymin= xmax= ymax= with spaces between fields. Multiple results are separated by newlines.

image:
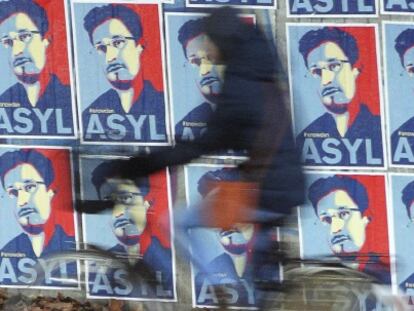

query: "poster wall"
xmin=0 ymin=0 xmax=76 ymax=139
xmin=184 ymin=164 xmax=281 ymax=309
xmin=0 ymin=146 xmax=78 ymax=289
xmin=3 ymin=0 xmax=414 ymax=305
xmin=287 ymin=24 xmax=386 ymax=169
xmin=71 ymin=1 xmax=170 ymax=145
xmin=299 ymin=172 xmax=391 ymax=284
xmin=80 ymin=157 xmax=175 ymax=300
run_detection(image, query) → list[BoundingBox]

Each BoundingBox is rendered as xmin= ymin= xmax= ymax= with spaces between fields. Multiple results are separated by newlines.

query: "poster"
xmin=388 ymin=174 xmax=414 ymax=302
xmin=287 ymin=0 xmax=377 ymax=17
xmin=165 ymin=12 xmax=219 ymax=144
xmin=80 ymin=157 xmax=175 ymax=300
xmin=382 ymin=0 xmax=414 ymax=14
xmin=165 ymin=12 xmax=252 ymax=158
xmin=184 ymin=164 xmax=281 ymax=309
xmin=0 ymin=0 xmax=76 ymax=139
xmin=165 ymin=13 xmax=253 ymax=144
xmin=72 ymin=1 xmax=170 ymax=145
xmin=0 ymin=146 xmax=78 ymax=289
xmin=287 ymin=24 xmax=385 ymax=169
xmin=384 ymin=22 xmax=414 ymax=166
xmin=299 ymin=172 xmax=391 ymax=285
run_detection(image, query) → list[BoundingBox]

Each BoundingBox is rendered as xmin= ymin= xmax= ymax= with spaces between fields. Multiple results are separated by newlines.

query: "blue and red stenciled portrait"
xmin=165 ymin=12 xmax=253 ymax=159
xmin=388 ymin=174 xmax=414 ymax=304
xmin=72 ymin=1 xmax=170 ymax=145
xmin=184 ymin=164 xmax=281 ymax=309
xmin=0 ymin=146 xmax=78 ymax=289
xmin=0 ymin=0 xmax=77 ymax=139
xmin=165 ymin=12 xmax=220 ymax=145
xmin=80 ymin=157 xmax=175 ymax=300
xmin=384 ymin=22 xmax=414 ymax=167
xmin=287 ymin=24 xmax=385 ymax=169
xmin=299 ymin=172 xmax=391 ymax=285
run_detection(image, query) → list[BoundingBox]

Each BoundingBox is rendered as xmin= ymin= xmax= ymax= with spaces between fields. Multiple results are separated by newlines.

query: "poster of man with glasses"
xmin=287 ymin=25 xmax=385 ymax=168
xmin=165 ymin=13 xmax=224 ymax=144
xmin=184 ymin=164 xmax=281 ymax=309
xmin=388 ymin=174 xmax=414 ymax=300
xmin=0 ymin=0 xmax=76 ymax=139
xmin=71 ymin=1 xmax=169 ymax=145
xmin=299 ymin=172 xmax=391 ymax=284
xmin=0 ymin=146 xmax=78 ymax=289
xmin=384 ymin=23 xmax=414 ymax=166
xmin=80 ymin=157 xmax=175 ymax=300
xmin=165 ymin=12 xmax=253 ymax=158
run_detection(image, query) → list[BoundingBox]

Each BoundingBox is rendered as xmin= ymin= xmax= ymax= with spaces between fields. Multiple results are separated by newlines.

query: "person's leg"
xmin=173 ymin=205 xmax=237 ymax=286
xmin=251 ymin=219 xmax=285 ymax=309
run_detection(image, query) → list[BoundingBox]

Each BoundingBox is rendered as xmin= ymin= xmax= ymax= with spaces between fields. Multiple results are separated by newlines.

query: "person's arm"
xmin=118 ymin=142 xmax=210 ymax=178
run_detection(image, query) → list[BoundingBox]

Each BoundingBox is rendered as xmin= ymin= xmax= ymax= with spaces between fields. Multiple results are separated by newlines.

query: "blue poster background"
xmin=389 ymin=175 xmax=414 ymax=296
xmin=384 ymin=23 xmax=412 ymax=136
xmin=0 ymin=27 xmax=17 ymax=98
xmin=299 ymin=172 xmax=333 ymax=258
xmin=72 ymin=2 xmax=115 ymax=112
xmin=288 ymin=25 xmax=334 ymax=137
xmin=384 ymin=23 xmax=414 ymax=166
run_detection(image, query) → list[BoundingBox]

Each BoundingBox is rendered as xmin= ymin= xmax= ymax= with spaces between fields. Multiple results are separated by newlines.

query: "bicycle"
xmin=14 ymin=157 xmax=406 ymax=311
xmin=28 ymin=207 xmax=410 ymax=311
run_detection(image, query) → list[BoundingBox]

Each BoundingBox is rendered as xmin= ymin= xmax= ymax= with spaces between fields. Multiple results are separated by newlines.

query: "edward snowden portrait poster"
xmin=383 ymin=22 xmax=414 ymax=167
xmin=388 ymin=174 xmax=414 ymax=299
xmin=0 ymin=146 xmax=78 ymax=289
xmin=287 ymin=24 xmax=385 ymax=169
xmin=72 ymin=1 xmax=169 ymax=145
xmin=184 ymin=164 xmax=280 ymax=309
xmin=0 ymin=0 xmax=76 ymax=139
xmin=299 ymin=172 xmax=391 ymax=284
xmin=80 ymin=156 xmax=175 ymax=300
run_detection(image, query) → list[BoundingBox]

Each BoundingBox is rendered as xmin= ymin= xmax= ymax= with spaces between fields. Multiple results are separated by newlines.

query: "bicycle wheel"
xmin=262 ymin=266 xmax=406 ymax=311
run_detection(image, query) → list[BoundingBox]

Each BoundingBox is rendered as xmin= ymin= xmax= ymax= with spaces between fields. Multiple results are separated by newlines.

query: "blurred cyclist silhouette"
xmin=85 ymin=6 xmax=304 ymax=308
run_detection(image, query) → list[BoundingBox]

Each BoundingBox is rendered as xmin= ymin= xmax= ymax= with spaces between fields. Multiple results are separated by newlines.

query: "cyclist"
xmin=96 ymin=6 xmax=304 ymax=308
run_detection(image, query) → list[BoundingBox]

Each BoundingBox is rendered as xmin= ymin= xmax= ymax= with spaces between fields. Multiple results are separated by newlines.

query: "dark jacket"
xmin=118 ymin=7 xmax=304 ymax=215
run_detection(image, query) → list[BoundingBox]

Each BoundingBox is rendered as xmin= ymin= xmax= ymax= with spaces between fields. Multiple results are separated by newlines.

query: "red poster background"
xmin=32 ymin=148 xmax=75 ymax=246
xmin=123 ymin=3 xmax=164 ymax=92
xmin=340 ymin=174 xmax=390 ymax=267
xmin=141 ymin=169 xmax=171 ymax=254
xmin=35 ymin=0 xmax=70 ymax=85
xmin=338 ymin=27 xmax=381 ymax=121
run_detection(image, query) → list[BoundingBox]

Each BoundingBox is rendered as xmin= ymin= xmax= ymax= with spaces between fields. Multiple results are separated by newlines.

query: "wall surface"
xmin=0 ymin=0 xmax=414 ymax=310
